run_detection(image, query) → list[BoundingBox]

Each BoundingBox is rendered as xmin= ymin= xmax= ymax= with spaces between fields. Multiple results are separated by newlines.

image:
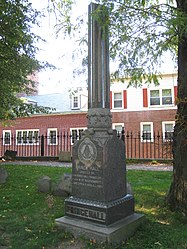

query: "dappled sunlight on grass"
xmin=0 ymin=165 xmax=187 ymax=249
xmin=158 ymin=220 xmax=170 ymax=225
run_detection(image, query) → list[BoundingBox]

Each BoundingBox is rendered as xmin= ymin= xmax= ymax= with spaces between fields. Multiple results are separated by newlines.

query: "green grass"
xmin=0 ymin=164 xmax=187 ymax=249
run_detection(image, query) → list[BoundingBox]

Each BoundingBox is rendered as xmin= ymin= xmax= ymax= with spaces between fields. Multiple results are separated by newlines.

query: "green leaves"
xmin=49 ymin=0 xmax=180 ymax=87
xmin=107 ymin=0 xmax=178 ymax=86
xmin=0 ymin=0 xmax=50 ymax=121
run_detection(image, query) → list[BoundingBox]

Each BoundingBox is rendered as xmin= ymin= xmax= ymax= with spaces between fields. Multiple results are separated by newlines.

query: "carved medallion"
xmin=78 ymin=137 xmax=97 ymax=167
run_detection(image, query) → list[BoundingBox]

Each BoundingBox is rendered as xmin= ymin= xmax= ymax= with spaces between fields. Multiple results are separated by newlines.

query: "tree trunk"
xmin=167 ymin=0 xmax=187 ymax=215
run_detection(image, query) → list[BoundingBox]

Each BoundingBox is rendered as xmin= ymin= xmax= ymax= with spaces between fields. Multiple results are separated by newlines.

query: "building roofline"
xmin=28 ymin=110 xmax=88 ymax=118
xmin=111 ymin=71 xmax=178 ymax=83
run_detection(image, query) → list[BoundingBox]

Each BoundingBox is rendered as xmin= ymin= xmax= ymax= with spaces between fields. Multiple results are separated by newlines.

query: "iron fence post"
xmin=41 ymin=135 xmax=44 ymax=156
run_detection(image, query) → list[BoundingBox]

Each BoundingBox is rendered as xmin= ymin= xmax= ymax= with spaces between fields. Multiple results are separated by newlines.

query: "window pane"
xmin=34 ymin=131 xmax=39 ymax=143
xmin=162 ymin=97 xmax=172 ymax=105
xmin=165 ymin=132 xmax=173 ymax=139
xmin=114 ymin=125 xmax=123 ymax=137
xmin=71 ymin=130 xmax=77 ymax=144
xmin=114 ymin=92 xmax=122 ymax=108
xmin=142 ymin=124 xmax=151 ymax=141
xmin=28 ymin=131 xmax=33 ymax=143
xmin=114 ymin=93 xmax=122 ymax=100
xmin=78 ymin=129 xmax=84 ymax=140
xmin=165 ymin=124 xmax=174 ymax=139
xmin=150 ymin=90 xmax=159 ymax=97
xmin=150 ymin=98 xmax=160 ymax=105
xmin=49 ymin=130 xmax=56 ymax=144
xmin=162 ymin=89 xmax=171 ymax=96
xmin=73 ymin=96 xmax=78 ymax=108
xmin=162 ymin=89 xmax=172 ymax=105
xmin=142 ymin=132 xmax=151 ymax=141
xmin=114 ymin=100 xmax=122 ymax=108
xmin=16 ymin=130 xmax=39 ymax=145
xmin=143 ymin=125 xmax=151 ymax=132
xmin=150 ymin=90 xmax=160 ymax=105
xmin=115 ymin=125 xmax=123 ymax=132
xmin=165 ymin=124 xmax=173 ymax=132
xmin=71 ymin=128 xmax=86 ymax=144
xmin=23 ymin=131 xmax=27 ymax=144
xmin=4 ymin=132 xmax=11 ymax=145
xmin=17 ymin=131 xmax=22 ymax=144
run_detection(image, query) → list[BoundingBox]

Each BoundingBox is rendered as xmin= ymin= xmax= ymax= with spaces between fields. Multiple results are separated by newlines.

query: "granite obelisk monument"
xmin=56 ymin=3 xmax=144 ymax=243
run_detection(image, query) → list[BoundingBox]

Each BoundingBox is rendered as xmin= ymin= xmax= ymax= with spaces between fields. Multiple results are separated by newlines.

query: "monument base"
xmin=64 ymin=195 xmax=134 ymax=225
xmin=56 ymin=213 xmax=144 ymax=244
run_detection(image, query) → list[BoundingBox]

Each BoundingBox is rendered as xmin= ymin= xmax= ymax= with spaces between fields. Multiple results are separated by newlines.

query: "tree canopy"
xmin=0 ymin=0 xmax=52 ymax=121
xmin=49 ymin=0 xmax=180 ymax=86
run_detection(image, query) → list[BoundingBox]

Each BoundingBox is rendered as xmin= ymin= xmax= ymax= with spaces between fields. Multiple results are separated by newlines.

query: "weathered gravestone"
xmin=0 ymin=168 xmax=8 ymax=184
xmin=56 ymin=3 xmax=144 ymax=243
xmin=3 ymin=150 xmax=17 ymax=160
xmin=53 ymin=174 xmax=72 ymax=197
xmin=37 ymin=176 xmax=51 ymax=193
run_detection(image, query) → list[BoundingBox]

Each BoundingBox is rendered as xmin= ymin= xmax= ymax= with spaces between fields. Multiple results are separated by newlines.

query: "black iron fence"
xmin=0 ymin=130 xmax=173 ymax=160
xmin=123 ymin=131 xmax=173 ymax=160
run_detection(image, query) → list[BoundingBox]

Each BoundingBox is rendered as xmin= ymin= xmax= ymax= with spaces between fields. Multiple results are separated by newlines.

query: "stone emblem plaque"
xmin=78 ymin=137 xmax=97 ymax=168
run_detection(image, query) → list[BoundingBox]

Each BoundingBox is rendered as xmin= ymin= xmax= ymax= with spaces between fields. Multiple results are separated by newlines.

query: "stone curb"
xmin=0 ymin=161 xmax=173 ymax=171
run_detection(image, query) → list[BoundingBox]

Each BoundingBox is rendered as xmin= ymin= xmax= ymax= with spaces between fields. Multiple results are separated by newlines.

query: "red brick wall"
xmin=112 ymin=109 xmax=176 ymax=133
xmin=0 ymin=112 xmax=88 ymax=134
xmin=0 ymin=109 xmax=176 ymax=134
xmin=0 ymin=109 xmax=176 ymax=159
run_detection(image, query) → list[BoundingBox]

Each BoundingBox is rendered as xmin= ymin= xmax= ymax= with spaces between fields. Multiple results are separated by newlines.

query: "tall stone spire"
xmin=87 ymin=3 xmax=111 ymax=129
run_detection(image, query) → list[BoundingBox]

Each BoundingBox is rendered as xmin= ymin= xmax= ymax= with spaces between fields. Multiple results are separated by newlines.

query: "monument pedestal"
xmin=56 ymin=127 xmax=144 ymax=243
xmin=56 ymin=213 xmax=144 ymax=244
xmin=65 ymin=195 xmax=134 ymax=226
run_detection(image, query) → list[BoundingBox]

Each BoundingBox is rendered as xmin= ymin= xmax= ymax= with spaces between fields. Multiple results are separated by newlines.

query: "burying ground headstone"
xmin=37 ymin=174 xmax=72 ymax=197
xmin=3 ymin=150 xmax=17 ymax=161
xmin=0 ymin=168 xmax=8 ymax=184
xmin=37 ymin=176 xmax=52 ymax=193
xmin=59 ymin=151 xmax=71 ymax=162
xmin=53 ymin=174 xmax=72 ymax=197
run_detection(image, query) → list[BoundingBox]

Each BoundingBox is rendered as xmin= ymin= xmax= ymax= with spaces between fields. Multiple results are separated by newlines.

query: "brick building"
xmin=0 ymin=73 xmax=177 ymax=159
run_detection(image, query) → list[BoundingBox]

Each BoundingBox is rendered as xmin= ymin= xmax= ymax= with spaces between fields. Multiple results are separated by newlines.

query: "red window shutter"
xmin=123 ymin=90 xmax=127 ymax=109
xmin=143 ymin=88 xmax=148 ymax=107
xmin=110 ymin=91 xmax=112 ymax=109
xmin=174 ymin=86 xmax=178 ymax=105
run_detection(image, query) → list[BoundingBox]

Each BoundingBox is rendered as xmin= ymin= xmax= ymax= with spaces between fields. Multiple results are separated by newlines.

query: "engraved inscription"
xmin=78 ymin=138 xmax=97 ymax=167
xmin=73 ymin=173 xmax=103 ymax=188
xmin=66 ymin=205 xmax=106 ymax=222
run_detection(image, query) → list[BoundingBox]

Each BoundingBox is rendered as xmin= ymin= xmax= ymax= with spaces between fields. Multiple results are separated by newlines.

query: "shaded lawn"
xmin=0 ymin=164 xmax=186 ymax=249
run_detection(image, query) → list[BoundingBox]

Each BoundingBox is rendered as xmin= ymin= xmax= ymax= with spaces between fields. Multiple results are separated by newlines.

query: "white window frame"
xmin=3 ymin=130 xmax=11 ymax=145
xmin=112 ymin=91 xmax=123 ymax=109
xmin=70 ymin=127 xmax=86 ymax=145
xmin=140 ymin=122 xmax=154 ymax=142
xmin=71 ymin=95 xmax=80 ymax=109
xmin=48 ymin=128 xmax=58 ymax=145
xmin=162 ymin=121 xmax=175 ymax=141
xmin=16 ymin=129 xmax=39 ymax=145
xmin=149 ymin=88 xmax=173 ymax=107
xmin=112 ymin=123 xmax=124 ymax=135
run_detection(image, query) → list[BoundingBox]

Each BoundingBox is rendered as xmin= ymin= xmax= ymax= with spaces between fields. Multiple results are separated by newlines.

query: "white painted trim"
xmin=16 ymin=129 xmax=40 ymax=145
xmin=140 ymin=122 xmax=154 ymax=142
xmin=47 ymin=128 xmax=58 ymax=145
xmin=71 ymin=94 xmax=80 ymax=110
xmin=148 ymin=88 xmax=174 ymax=108
xmin=3 ymin=130 xmax=11 ymax=145
xmin=70 ymin=127 xmax=87 ymax=145
xmin=162 ymin=121 xmax=175 ymax=141
xmin=112 ymin=91 xmax=124 ymax=110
